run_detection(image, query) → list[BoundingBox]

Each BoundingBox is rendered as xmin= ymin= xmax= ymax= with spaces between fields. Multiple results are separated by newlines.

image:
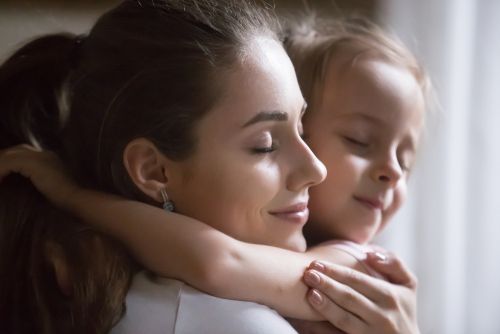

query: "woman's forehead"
xmin=209 ymin=39 xmax=303 ymax=124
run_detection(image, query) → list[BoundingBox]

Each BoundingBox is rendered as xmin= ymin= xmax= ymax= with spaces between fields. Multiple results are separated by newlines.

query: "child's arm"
xmin=0 ymin=146 xmax=367 ymax=320
xmin=64 ymin=189 xmax=367 ymax=320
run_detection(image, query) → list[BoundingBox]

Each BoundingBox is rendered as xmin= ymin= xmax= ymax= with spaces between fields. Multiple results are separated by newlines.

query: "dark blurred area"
xmin=0 ymin=0 xmax=377 ymax=13
xmin=0 ymin=0 xmax=379 ymax=60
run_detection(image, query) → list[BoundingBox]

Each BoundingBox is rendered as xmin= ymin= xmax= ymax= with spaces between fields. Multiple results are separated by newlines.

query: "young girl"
xmin=284 ymin=16 xmax=429 ymax=332
xmin=0 ymin=15 xmax=428 ymax=334
xmin=287 ymin=15 xmax=429 ymax=256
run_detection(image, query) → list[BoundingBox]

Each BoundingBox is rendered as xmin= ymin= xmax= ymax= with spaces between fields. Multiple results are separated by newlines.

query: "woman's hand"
xmin=303 ymin=254 xmax=419 ymax=334
xmin=0 ymin=144 xmax=79 ymax=208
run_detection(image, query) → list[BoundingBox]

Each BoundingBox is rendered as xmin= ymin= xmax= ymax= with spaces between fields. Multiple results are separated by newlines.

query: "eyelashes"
xmin=342 ymin=135 xmax=414 ymax=172
xmin=251 ymin=143 xmax=278 ymax=154
xmin=250 ymin=131 xmax=276 ymax=154
xmin=342 ymin=136 xmax=370 ymax=148
xmin=251 ymin=127 xmax=304 ymax=155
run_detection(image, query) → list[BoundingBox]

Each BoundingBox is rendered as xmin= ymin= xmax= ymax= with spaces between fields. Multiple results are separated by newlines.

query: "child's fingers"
xmin=0 ymin=147 xmax=25 ymax=179
xmin=0 ymin=145 xmax=41 ymax=180
xmin=365 ymin=252 xmax=417 ymax=289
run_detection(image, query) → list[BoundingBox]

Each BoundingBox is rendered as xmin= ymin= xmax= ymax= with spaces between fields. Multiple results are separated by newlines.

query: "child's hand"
xmin=303 ymin=260 xmax=419 ymax=334
xmin=0 ymin=145 xmax=79 ymax=208
xmin=365 ymin=248 xmax=417 ymax=287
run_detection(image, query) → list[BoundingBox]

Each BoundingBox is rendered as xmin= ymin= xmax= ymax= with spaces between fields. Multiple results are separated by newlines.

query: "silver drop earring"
xmin=160 ymin=188 xmax=175 ymax=212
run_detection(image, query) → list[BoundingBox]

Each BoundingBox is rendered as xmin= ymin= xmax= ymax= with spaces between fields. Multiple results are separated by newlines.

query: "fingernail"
xmin=373 ymin=252 xmax=387 ymax=262
xmin=304 ymin=270 xmax=321 ymax=287
xmin=309 ymin=289 xmax=323 ymax=305
xmin=309 ymin=261 xmax=325 ymax=272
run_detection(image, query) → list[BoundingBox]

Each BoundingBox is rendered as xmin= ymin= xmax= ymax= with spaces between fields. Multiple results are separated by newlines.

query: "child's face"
xmin=304 ymin=56 xmax=424 ymax=244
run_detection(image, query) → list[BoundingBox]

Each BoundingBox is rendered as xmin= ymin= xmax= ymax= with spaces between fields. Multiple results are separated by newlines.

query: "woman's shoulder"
xmin=110 ymin=271 xmax=183 ymax=334
xmin=176 ymin=283 xmax=297 ymax=333
xmin=111 ymin=271 xmax=298 ymax=334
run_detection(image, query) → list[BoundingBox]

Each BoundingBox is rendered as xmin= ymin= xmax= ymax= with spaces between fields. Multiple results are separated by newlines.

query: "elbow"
xmin=190 ymin=238 xmax=243 ymax=298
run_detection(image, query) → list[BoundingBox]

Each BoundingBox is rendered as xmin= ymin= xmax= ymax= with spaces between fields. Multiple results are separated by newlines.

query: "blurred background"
xmin=1 ymin=1 xmax=499 ymax=333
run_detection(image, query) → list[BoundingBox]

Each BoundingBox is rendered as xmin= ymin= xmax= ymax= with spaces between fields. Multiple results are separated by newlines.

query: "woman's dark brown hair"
xmin=0 ymin=0 xmax=278 ymax=333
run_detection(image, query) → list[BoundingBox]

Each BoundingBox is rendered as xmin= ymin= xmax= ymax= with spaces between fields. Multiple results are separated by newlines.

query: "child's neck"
xmin=303 ymin=223 xmax=336 ymax=247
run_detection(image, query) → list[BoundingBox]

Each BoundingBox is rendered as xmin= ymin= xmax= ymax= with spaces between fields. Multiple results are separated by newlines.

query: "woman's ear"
xmin=123 ymin=138 xmax=170 ymax=203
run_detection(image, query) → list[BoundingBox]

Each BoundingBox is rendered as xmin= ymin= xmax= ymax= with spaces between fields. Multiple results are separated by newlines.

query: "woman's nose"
xmin=287 ymin=139 xmax=327 ymax=192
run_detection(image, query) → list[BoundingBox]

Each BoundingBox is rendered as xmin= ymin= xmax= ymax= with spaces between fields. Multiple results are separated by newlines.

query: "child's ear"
xmin=123 ymin=138 xmax=170 ymax=203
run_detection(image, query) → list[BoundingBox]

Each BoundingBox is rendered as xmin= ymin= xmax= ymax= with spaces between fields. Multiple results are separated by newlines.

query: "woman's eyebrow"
xmin=242 ymin=111 xmax=288 ymax=128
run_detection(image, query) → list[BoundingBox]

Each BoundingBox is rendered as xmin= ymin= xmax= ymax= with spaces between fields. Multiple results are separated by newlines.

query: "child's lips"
xmin=353 ymin=196 xmax=384 ymax=210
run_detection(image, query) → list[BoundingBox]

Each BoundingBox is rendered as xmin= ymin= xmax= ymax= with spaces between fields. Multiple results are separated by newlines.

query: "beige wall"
xmin=274 ymin=0 xmax=377 ymax=17
xmin=0 ymin=1 xmax=118 ymax=60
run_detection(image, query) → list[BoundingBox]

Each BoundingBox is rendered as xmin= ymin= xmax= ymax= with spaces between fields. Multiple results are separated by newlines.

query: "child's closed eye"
xmin=398 ymin=156 xmax=414 ymax=173
xmin=342 ymin=136 xmax=370 ymax=148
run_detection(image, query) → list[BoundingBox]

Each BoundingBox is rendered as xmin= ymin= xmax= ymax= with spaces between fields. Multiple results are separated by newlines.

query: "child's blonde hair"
xmin=284 ymin=16 xmax=432 ymax=113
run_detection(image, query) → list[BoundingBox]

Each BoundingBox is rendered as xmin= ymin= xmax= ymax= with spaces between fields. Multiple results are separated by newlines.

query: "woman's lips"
xmin=269 ymin=203 xmax=309 ymax=224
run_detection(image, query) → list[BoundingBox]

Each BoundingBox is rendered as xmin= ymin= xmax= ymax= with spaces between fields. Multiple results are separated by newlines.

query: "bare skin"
xmin=0 ymin=145 xmax=419 ymax=334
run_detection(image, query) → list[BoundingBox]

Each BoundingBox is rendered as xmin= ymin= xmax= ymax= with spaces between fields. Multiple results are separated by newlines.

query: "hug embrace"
xmin=0 ymin=0 xmax=429 ymax=333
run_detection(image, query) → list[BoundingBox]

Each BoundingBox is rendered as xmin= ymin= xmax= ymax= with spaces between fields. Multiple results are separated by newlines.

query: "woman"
xmin=1 ymin=1 xmax=322 ymax=333
xmin=0 ymin=1 xmax=417 ymax=333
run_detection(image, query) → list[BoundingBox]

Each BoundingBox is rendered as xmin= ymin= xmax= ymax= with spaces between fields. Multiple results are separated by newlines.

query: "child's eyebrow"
xmin=334 ymin=112 xmax=385 ymax=127
xmin=348 ymin=112 xmax=384 ymax=125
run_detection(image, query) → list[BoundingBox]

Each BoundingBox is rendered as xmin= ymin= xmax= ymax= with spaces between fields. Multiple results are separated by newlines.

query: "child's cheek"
xmin=385 ymin=182 xmax=408 ymax=223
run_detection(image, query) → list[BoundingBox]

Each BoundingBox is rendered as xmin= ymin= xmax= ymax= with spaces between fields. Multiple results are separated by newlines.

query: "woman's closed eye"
xmin=250 ymin=132 xmax=278 ymax=154
xmin=252 ymin=142 xmax=278 ymax=154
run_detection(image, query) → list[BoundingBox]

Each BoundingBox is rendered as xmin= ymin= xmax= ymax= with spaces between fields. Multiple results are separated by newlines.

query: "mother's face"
xmin=167 ymin=38 xmax=326 ymax=251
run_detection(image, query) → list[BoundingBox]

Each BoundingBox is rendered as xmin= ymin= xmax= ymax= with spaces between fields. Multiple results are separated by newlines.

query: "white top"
xmin=111 ymin=271 xmax=298 ymax=334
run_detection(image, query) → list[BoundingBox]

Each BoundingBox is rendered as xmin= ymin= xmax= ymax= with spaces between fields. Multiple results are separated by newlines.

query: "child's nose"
xmin=372 ymin=154 xmax=403 ymax=186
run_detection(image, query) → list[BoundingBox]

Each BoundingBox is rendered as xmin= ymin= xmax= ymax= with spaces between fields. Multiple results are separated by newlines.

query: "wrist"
xmin=59 ymin=185 xmax=86 ymax=213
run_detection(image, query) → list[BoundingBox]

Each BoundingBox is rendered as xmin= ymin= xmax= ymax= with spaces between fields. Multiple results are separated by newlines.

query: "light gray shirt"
xmin=111 ymin=271 xmax=298 ymax=334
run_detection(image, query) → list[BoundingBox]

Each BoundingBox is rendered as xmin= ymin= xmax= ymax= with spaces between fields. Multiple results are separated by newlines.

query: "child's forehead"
xmin=312 ymin=56 xmax=425 ymax=130
xmin=325 ymin=50 xmax=396 ymax=81
xmin=323 ymin=55 xmax=421 ymax=103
